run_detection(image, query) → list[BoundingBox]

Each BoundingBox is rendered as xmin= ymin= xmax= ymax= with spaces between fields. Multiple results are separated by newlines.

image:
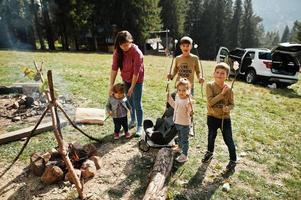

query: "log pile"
xmin=30 ymin=143 xmax=101 ymax=185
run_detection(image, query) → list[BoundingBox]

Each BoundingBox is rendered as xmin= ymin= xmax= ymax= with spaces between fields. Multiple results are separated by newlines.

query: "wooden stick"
xmin=47 ymin=71 xmax=84 ymax=200
xmin=57 ymin=104 xmax=102 ymax=143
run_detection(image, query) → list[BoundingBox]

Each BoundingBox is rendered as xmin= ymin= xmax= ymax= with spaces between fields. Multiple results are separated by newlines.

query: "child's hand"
xmin=199 ymin=77 xmax=205 ymax=84
xmin=108 ymin=111 xmax=113 ymax=116
xmin=167 ymin=73 xmax=173 ymax=80
xmin=222 ymin=106 xmax=230 ymax=113
xmin=221 ymin=84 xmax=229 ymax=95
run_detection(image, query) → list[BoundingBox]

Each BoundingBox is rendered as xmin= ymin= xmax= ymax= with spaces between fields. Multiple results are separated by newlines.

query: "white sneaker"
xmin=176 ymin=154 xmax=188 ymax=163
xmin=135 ymin=126 xmax=143 ymax=137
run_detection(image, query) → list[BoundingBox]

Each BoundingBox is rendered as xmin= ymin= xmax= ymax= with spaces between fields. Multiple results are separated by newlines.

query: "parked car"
xmin=216 ymin=43 xmax=301 ymax=87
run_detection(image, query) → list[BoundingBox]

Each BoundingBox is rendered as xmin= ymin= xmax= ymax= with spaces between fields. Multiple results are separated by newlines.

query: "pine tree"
xmin=281 ymin=25 xmax=290 ymax=43
xmin=240 ymin=0 xmax=254 ymax=48
xmin=228 ymin=0 xmax=242 ymax=49
xmin=289 ymin=21 xmax=301 ymax=43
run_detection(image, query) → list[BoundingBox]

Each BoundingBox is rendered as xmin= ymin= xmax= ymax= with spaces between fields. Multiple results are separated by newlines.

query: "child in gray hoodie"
xmin=106 ymin=83 xmax=132 ymax=139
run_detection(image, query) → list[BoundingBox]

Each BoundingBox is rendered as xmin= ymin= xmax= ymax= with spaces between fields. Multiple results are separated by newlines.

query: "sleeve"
xmin=112 ymin=50 xmax=119 ymax=71
xmin=133 ymin=49 xmax=144 ymax=76
xmin=167 ymin=95 xmax=175 ymax=108
xmin=194 ymin=56 xmax=201 ymax=77
xmin=206 ymin=83 xmax=224 ymax=107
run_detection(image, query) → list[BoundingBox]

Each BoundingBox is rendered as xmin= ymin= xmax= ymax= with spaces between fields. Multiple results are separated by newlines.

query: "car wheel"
xmin=246 ymin=69 xmax=256 ymax=84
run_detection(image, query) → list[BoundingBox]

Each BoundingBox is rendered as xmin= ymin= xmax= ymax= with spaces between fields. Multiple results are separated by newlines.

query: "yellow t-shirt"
xmin=171 ymin=53 xmax=201 ymax=88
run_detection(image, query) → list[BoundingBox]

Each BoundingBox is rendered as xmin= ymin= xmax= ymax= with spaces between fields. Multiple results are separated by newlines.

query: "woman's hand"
xmin=127 ymin=86 xmax=134 ymax=97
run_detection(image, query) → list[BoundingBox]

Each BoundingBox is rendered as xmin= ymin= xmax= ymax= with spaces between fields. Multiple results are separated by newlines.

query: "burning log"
xmin=143 ymin=148 xmax=174 ymax=200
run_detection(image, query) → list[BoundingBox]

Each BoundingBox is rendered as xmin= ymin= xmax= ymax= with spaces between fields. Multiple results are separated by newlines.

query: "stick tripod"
xmin=0 ymin=68 xmax=102 ymax=199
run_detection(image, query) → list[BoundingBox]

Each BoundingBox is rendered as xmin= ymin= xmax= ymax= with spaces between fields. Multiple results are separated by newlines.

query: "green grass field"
xmin=0 ymin=50 xmax=300 ymax=199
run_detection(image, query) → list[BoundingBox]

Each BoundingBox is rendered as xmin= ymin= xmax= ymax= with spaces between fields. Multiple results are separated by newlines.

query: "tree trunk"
xmin=143 ymin=148 xmax=174 ymax=200
xmin=41 ymin=0 xmax=55 ymax=50
xmin=32 ymin=0 xmax=45 ymax=50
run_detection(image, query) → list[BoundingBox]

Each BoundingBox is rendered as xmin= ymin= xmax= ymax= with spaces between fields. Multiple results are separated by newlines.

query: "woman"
xmin=109 ymin=30 xmax=144 ymax=136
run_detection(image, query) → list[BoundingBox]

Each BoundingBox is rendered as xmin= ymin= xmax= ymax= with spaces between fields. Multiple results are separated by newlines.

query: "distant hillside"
xmin=252 ymin=0 xmax=301 ymax=33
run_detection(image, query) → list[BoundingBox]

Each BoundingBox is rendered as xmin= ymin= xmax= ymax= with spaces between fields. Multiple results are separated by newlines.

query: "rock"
xmin=222 ymin=182 xmax=231 ymax=192
xmin=65 ymin=169 xmax=82 ymax=184
xmin=41 ymin=165 xmax=64 ymax=184
xmin=89 ymin=156 xmax=101 ymax=170
xmin=12 ymin=116 xmax=21 ymax=122
xmin=81 ymin=160 xmax=96 ymax=179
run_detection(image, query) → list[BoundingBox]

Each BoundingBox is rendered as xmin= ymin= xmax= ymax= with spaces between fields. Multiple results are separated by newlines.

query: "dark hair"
xmin=215 ymin=62 xmax=230 ymax=76
xmin=112 ymin=83 xmax=125 ymax=94
xmin=114 ymin=30 xmax=133 ymax=70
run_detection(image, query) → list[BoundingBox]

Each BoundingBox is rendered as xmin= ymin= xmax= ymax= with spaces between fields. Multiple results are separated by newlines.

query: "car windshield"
xmin=259 ymin=52 xmax=272 ymax=60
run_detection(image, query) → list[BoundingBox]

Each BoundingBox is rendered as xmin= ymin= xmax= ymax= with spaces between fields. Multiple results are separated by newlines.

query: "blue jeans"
xmin=207 ymin=116 xmax=237 ymax=161
xmin=124 ymin=82 xmax=144 ymax=127
xmin=175 ymin=124 xmax=190 ymax=156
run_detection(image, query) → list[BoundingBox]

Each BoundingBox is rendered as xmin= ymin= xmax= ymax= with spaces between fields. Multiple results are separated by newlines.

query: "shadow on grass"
xmin=269 ymin=88 xmax=301 ymax=98
xmin=174 ymin=162 xmax=235 ymax=200
xmin=0 ymin=166 xmax=60 ymax=200
xmin=106 ymin=151 xmax=155 ymax=200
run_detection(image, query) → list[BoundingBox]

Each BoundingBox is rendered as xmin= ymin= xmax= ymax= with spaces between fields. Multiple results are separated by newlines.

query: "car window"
xmin=259 ymin=52 xmax=272 ymax=60
xmin=220 ymin=48 xmax=228 ymax=56
xmin=248 ymin=51 xmax=255 ymax=60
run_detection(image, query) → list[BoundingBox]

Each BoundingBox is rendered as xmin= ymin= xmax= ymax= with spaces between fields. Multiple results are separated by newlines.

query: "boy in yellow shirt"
xmin=202 ymin=62 xmax=237 ymax=171
xmin=167 ymin=36 xmax=204 ymax=96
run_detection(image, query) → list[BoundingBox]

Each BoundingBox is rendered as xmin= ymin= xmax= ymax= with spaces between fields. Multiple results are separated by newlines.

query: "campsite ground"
xmin=0 ymin=50 xmax=300 ymax=199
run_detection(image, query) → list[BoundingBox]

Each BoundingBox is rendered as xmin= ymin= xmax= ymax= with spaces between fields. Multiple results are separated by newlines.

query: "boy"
xmin=202 ymin=62 xmax=237 ymax=171
xmin=167 ymin=36 xmax=204 ymax=96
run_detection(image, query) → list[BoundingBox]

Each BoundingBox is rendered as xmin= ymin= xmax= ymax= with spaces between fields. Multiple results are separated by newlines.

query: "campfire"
xmin=1 ymin=94 xmax=46 ymax=122
xmin=30 ymin=143 xmax=101 ymax=184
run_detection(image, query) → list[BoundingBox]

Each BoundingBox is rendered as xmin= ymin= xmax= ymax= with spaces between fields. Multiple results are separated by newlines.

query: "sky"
xmin=252 ymin=0 xmax=301 ymax=33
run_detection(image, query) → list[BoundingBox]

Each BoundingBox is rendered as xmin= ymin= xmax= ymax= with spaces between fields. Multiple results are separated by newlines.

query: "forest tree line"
xmin=0 ymin=0 xmax=300 ymax=59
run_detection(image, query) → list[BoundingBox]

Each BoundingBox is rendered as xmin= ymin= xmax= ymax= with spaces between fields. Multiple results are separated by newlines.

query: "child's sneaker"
xmin=176 ymin=154 xmax=188 ymax=163
xmin=202 ymin=151 xmax=213 ymax=163
xmin=125 ymin=132 xmax=131 ymax=139
xmin=226 ymin=160 xmax=236 ymax=171
xmin=114 ymin=132 xmax=120 ymax=140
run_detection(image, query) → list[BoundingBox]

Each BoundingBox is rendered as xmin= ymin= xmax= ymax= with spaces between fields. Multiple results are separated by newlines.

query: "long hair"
xmin=114 ymin=30 xmax=133 ymax=70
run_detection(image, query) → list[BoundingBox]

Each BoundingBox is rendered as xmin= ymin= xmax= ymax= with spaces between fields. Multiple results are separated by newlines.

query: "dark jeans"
xmin=207 ymin=116 xmax=237 ymax=161
xmin=113 ymin=116 xmax=128 ymax=133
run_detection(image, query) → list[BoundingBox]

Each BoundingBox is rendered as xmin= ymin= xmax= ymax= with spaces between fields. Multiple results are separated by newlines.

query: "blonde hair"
xmin=215 ymin=62 xmax=230 ymax=75
xmin=176 ymin=77 xmax=191 ymax=90
xmin=112 ymin=83 xmax=125 ymax=94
